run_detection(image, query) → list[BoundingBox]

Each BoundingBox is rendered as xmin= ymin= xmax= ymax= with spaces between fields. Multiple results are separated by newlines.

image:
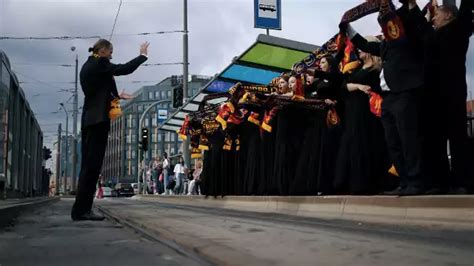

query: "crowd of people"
xmin=194 ymin=0 xmax=473 ymax=197
xmin=142 ymin=154 xmax=203 ymax=196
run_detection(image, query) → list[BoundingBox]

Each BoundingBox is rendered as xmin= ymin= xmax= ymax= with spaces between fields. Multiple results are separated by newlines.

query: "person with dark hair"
xmin=290 ymin=55 xmax=343 ymax=195
xmin=71 ymin=39 xmax=149 ymax=221
xmin=342 ymin=0 xmax=427 ymax=195
xmin=414 ymin=0 xmax=473 ymax=194
xmin=173 ymin=156 xmax=186 ymax=195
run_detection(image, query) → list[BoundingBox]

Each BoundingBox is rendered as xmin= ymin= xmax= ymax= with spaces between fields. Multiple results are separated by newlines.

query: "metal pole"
xmin=182 ymin=0 xmax=191 ymax=169
xmin=71 ymin=53 xmax=78 ymax=193
xmin=137 ymin=100 xmax=171 ymax=194
xmin=266 ymin=29 xmax=270 ymax=35
xmin=56 ymin=123 xmax=62 ymax=195
xmin=64 ymin=112 xmax=69 ymax=194
xmin=60 ymin=103 xmax=69 ymax=194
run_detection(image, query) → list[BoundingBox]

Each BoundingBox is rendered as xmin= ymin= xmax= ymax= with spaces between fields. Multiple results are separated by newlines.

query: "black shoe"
xmin=399 ymin=186 xmax=424 ymax=196
xmin=424 ymin=187 xmax=447 ymax=195
xmin=383 ymin=186 xmax=404 ymax=196
xmin=72 ymin=210 xmax=105 ymax=221
xmin=449 ymin=187 xmax=468 ymax=195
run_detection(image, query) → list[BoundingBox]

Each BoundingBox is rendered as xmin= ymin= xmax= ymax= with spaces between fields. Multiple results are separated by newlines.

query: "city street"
xmin=0 ymin=199 xmax=206 ymax=266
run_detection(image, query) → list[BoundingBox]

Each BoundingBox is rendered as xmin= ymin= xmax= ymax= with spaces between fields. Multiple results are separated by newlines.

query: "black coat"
xmin=417 ymin=0 xmax=472 ymax=99
xmin=351 ymin=5 xmax=425 ymax=93
xmin=80 ymin=55 xmax=147 ymax=128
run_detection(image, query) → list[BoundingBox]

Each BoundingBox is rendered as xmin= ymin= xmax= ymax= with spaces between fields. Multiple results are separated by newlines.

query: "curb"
xmin=0 ymin=197 xmax=60 ymax=228
xmin=134 ymin=195 xmax=474 ymax=229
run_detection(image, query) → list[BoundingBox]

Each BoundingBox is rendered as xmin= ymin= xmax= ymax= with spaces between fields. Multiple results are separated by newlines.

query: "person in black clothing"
xmin=334 ymin=39 xmax=390 ymax=194
xmin=343 ymin=0 xmax=426 ymax=195
xmin=71 ymin=39 xmax=149 ymax=221
xmin=414 ymin=0 xmax=473 ymax=194
xmin=291 ymin=55 xmax=343 ymax=195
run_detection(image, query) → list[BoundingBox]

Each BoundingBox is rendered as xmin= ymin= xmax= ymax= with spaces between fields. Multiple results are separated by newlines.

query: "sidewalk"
xmin=0 ymin=197 xmax=59 ymax=227
xmin=134 ymin=195 xmax=474 ymax=229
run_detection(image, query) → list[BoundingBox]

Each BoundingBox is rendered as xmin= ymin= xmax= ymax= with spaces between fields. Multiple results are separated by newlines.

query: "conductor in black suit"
xmin=343 ymin=0 xmax=426 ymax=195
xmin=71 ymin=39 xmax=149 ymax=221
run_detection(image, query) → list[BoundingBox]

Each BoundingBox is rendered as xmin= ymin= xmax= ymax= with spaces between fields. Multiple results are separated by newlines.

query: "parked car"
xmin=115 ymin=183 xmax=135 ymax=197
xmin=102 ymin=186 xmax=117 ymax=197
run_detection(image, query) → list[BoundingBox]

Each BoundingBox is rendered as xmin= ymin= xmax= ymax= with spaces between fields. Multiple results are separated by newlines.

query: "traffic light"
xmin=140 ymin=128 xmax=149 ymax=152
xmin=43 ymin=146 xmax=52 ymax=161
xmin=172 ymin=85 xmax=183 ymax=108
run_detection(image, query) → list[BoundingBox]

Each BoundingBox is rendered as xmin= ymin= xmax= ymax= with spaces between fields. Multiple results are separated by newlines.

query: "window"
xmin=132 ymin=118 xmax=137 ymax=127
xmin=145 ymin=119 xmax=150 ymax=127
xmin=155 ymin=91 xmax=160 ymax=99
xmin=152 ymin=114 xmax=157 ymax=127
xmin=161 ymin=91 xmax=165 ymax=99
xmin=138 ymin=105 xmax=143 ymax=112
xmin=167 ymin=90 xmax=171 ymax=97
xmin=170 ymin=133 xmax=175 ymax=142
xmin=1 ymin=62 xmax=10 ymax=88
xmin=158 ymin=133 xmax=162 ymax=142
xmin=132 ymin=150 xmax=137 ymax=159
xmin=171 ymin=147 xmax=175 ymax=155
xmin=165 ymin=132 xmax=170 ymax=142
xmin=149 ymin=92 xmax=154 ymax=100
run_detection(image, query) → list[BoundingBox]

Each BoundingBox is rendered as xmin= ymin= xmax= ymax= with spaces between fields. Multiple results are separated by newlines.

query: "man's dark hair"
xmin=438 ymin=4 xmax=459 ymax=18
xmin=89 ymin=39 xmax=113 ymax=53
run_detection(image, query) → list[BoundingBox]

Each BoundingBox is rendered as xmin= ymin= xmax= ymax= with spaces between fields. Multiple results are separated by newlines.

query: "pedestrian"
xmin=71 ymin=39 xmax=149 ymax=221
xmin=173 ymin=156 xmax=186 ymax=195
xmin=161 ymin=153 xmax=171 ymax=195
xmin=188 ymin=160 xmax=203 ymax=195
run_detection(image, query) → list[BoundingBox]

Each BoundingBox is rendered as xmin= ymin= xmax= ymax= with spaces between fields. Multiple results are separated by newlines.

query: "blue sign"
xmin=254 ymin=0 xmax=281 ymax=30
xmin=206 ymin=80 xmax=235 ymax=93
xmin=156 ymin=108 xmax=168 ymax=124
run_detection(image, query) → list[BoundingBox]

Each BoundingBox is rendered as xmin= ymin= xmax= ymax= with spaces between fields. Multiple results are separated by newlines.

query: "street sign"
xmin=157 ymin=108 xmax=168 ymax=124
xmin=254 ymin=0 xmax=281 ymax=30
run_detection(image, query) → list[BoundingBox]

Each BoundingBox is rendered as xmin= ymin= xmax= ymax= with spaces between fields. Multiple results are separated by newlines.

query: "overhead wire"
xmin=0 ymin=30 xmax=184 ymax=41
xmin=109 ymin=0 xmax=124 ymax=41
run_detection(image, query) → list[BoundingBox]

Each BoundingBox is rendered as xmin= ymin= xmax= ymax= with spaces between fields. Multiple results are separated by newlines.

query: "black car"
xmin=114 ymin=183 xmax=135 ymax=197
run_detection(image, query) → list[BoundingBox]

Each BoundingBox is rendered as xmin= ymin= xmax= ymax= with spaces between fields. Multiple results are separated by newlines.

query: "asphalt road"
xmin=97 ymin=197 xmax=474 ymax=266
xmin=0 ymin=198 xmax=206 ymax=266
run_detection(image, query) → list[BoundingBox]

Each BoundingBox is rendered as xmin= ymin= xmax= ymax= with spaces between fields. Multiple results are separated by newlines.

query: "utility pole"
xmin=182 ymin=0 xmax=191 ymax=169
xmin=56 ymin=123 xmax=62 ymax=195
xmin=60 ymin=103 xmax=69 ymax=194
xmin=71 ymin=49 xmax=79 ymax=193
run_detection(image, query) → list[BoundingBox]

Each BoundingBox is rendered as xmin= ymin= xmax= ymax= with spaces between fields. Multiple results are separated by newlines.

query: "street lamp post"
xmin=182 ymin=0 xmax=191 ymax=169
xmin=59 ymin=103 xmax=69 ymax=194
xmin=71 ymin=47 xmax=79 ymax=193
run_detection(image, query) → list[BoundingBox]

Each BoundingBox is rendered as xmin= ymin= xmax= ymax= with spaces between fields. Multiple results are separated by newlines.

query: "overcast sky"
xmin=1 ymin=0 xmax=473 ymax=150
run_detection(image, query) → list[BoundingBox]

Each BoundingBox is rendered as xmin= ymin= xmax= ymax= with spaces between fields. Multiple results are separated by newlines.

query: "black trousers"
xmin=71 ymin=122 xmax=110 ymax=218
xmin=381 ymin=90 xmax=423 ymax=188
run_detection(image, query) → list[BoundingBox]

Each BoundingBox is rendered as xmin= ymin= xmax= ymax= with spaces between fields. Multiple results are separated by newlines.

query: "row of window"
xmin=147 ymin=87 xmax=200 ymax=102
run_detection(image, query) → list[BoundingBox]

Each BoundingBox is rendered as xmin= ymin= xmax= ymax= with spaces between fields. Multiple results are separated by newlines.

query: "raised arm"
xmin=344 ymin=24 xmax=382 ymax=57
xmin=459 ymin=0 xmax=473 ymax=36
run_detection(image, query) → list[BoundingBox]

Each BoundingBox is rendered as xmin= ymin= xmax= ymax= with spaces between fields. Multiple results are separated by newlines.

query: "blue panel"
xmin=205 ymin=80 xmax=235 ymax=93
xmin=221 ymin=65 xmax=280 ymax=85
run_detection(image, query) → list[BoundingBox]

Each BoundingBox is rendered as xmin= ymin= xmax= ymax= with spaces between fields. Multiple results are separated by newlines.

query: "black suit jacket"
xmin=80 ymin=55 xmax=147 ymax=128
xmin=416 ymin=0 xmax=472 ymax=99
xmin=351 ymin=6 xmax=425 ymax=93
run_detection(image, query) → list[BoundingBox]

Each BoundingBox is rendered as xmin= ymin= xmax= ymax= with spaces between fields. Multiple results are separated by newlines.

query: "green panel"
xmin=239 ymin=43 xmax=309 ymax=70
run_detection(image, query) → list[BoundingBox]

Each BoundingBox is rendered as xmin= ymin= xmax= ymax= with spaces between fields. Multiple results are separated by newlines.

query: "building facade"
xmin=0 ymin=50 xmax=46 ymax=198
xmin=52 ymin=135 xmax=81 ymax=193
xmin=102 ymin=75 xmax=211 ymax=183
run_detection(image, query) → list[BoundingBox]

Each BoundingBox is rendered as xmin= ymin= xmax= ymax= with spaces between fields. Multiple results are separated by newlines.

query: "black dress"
xmin=334 ymin=67 xmax=389 ymax=194
xmin=293 ymin=71 xmax=343 ymax=195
